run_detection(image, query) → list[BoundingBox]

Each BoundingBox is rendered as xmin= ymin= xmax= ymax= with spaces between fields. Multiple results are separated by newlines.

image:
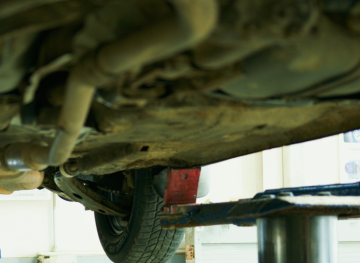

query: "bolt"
xmin=183 ymin=174 xmax=188 ymax=179
xmin=64 ymin=161 xmax=78 ymax=175
xmin=68 ymin=162 xmax=78 ymax=172
xmin=278 ymin=192 xmax=294 ymax=197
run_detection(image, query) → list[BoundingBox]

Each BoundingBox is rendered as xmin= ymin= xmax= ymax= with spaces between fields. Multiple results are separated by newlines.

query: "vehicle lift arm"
xmin=161 ymin=168 xmax=360 ymax=263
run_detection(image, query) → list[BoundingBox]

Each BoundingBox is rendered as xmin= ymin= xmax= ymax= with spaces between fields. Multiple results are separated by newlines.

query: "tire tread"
xmin=96 ymin=169 xmax=185 ymax=263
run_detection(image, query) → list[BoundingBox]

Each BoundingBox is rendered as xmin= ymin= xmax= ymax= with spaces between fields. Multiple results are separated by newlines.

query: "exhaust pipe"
xmin=1 ymin=0 xmax=218 ymax=171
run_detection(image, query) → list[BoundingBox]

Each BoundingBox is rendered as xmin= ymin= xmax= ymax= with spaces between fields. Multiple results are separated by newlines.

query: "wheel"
xmin=95 ymin=168 xmax=185 ymax=263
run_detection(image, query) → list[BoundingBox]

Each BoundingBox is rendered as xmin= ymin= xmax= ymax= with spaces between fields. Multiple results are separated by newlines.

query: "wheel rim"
xmin=106 ymin=215 xmax=128 ymax=235
xmin=105 ymin=192 xmax=131 ymax=235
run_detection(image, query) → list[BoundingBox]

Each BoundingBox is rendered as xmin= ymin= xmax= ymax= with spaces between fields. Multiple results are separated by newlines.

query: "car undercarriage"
xmin=1 ymin=0 xmax=360 ymax=262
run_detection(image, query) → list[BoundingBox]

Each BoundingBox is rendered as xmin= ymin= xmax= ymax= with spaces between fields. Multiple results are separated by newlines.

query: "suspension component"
xmin=54 ymin=172 xmax=128 ymax=216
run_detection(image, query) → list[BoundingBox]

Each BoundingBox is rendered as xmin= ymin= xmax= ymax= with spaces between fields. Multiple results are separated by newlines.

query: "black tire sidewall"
xmin=95 ymin=168 xmax=169 ymax=262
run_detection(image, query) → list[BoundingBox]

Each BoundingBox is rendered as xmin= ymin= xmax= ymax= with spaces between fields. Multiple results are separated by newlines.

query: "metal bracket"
xmin=54 ymin=172 xmax=128 ymax=217
xmin=160 ymin=195 xmax=360 ymax=229
xmin=160 ymin=181 xmax=360 ymax=229
xmin=163 ymin=167 xmax=201 ymax=206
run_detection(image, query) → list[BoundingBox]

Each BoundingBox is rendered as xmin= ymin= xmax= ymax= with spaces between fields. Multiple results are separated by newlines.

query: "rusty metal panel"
xmin=163 ymin=167 xmax=201 ymax=206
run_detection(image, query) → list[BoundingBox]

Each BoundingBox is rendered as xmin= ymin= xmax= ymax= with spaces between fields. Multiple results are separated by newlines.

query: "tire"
xmin=95 ymin=168 xmax=185 ymax=263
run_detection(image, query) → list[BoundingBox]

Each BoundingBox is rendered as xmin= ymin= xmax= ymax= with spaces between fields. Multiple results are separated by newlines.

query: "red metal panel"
xmin=163 ymin=167 xmax=201 ymax=206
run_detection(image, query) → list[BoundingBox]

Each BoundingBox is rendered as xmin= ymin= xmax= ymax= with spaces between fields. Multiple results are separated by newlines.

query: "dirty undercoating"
xmin=73 ymin=96 xmax=360 ymax=174
xmin=1 ymin=0 xmax=360 ymax=175
xmin=2 ymin=93 xmax=360 ymax=175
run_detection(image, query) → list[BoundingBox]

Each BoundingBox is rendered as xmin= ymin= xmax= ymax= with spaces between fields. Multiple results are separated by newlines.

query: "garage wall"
xmin=198 ymin=134 xmax=342 ymax=204
xmin=0 ymin=199 xmax=52 ymax=257
xmin=0 ymin=192 xmax=104 ymax=258
xmin=54 ymin=196 xmax=103 ymax=253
